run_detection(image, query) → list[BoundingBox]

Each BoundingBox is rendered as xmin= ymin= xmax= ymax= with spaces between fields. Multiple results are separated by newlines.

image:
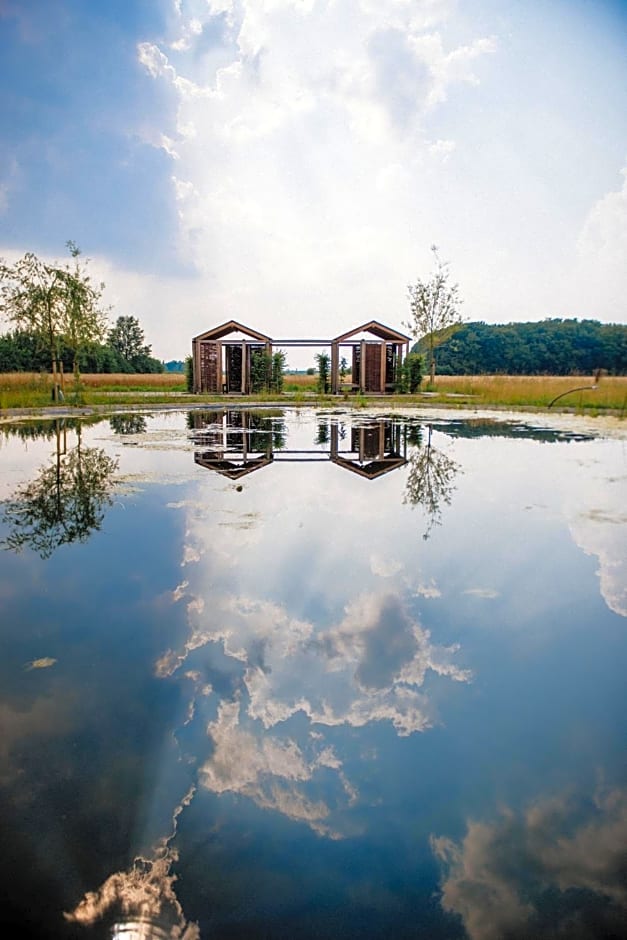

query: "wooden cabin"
xmin=192 ymin=321 xmax=272 ymax=394
xmin=191 ymin=319 xmax=409 ymax=395
xmin=331 ymin=321 xmax=410 ymax=394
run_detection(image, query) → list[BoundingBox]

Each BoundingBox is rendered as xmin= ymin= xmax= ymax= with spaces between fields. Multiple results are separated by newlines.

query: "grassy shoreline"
xmin=1 ymin=372 xmax=626 ymax=418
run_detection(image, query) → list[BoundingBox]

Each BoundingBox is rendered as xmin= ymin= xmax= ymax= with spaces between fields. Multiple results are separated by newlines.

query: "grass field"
xmin=1 ymin=371 xmax=625 ymax=414
xmin=431 ymin=374 xmax=627 ymax=412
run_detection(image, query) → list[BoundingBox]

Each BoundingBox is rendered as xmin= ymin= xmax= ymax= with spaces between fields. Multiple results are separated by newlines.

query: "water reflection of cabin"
xmin=329 ymin=421 xmax=408 ymax=479
xmin=191 ymin=319 xmax=409 ymax=395
xmin=191 ymin=411 xmax=276 ymax=479
xmin=191 ymin=412 xmax=408 ymax=481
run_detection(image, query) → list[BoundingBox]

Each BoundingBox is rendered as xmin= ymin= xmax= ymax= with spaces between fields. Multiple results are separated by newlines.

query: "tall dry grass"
xmin=284 ymin=373 xmax=318 ymax=389
xmin=1 ymin=371 xmax=625 ymax=412
xmin=0 ymin=371 xmax=185 ymax=409
xmin=0 ymin=371 xmax=183 ymax=389
xmin=431 ymin=374 xmax=627 ymax=411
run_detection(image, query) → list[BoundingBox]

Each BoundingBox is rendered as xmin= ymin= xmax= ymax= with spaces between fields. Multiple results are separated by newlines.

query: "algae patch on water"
xmin=25 ymin=657 xmax=57 ymax=670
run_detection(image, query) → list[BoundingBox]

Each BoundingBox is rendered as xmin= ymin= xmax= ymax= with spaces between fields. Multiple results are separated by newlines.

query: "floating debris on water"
xmin=25 ymin=657 xmax=57 ymax=670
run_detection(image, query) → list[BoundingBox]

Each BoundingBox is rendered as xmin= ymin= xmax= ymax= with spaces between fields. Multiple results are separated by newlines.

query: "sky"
xmin=1 ymin=0 xmax=626 ymax=365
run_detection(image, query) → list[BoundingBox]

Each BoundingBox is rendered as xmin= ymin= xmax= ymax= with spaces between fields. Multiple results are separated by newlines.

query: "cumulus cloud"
xmin=569 ymin=506 xmax=627 ymax=618
xmin=200 ymin=699 xmax=351 ymax=837
xmin=370 ymin=553 xmax=403 ymax=578
xmin=576 ymin=165 xmax=627 ymax=322
xmin=123 ymin=0 xmax=497 ymax=357
xmin=65 ymin=852 xmax=200 ymax=938
xmin=432 ymin=785 xmax=627 ymax=940
xmin=163 ymin=581 xmax=470 ymax=737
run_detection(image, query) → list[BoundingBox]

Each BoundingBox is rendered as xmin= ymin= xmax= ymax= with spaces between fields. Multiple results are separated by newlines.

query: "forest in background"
xmin=0 ymin=327 xmax=164 ymax=374
xmin=2 ymin=318 xmax=627 ymax=378
xmin=414 ymin=319 xmax=627 ymax=375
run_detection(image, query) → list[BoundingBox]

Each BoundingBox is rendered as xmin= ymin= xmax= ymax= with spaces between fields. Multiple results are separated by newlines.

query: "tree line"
xmin=414 ymin=319 xmax=627 ymax=375
xmin=0 ymin=245 xmax=162 ymax=392
xmin=0 ymin=317 xmax=163 ymax=375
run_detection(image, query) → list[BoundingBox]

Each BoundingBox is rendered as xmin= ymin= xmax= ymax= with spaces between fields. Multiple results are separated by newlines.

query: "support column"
xmin=192 ymin=339 xmax=201 ymax=393
xmin=379 ymin=341 xmax=386 ymax=393
xmin=330 ymin=423 xmax=338 ymax=460
xmin=241 ymin=342 xmax=246 ymax=394
xmin=359 ymin=340 xmax=366 ymax=393
xmin=331 ymin=342 xmax=339 ymax=394
xmin=216 ymin=342 xmax=223 ymax=394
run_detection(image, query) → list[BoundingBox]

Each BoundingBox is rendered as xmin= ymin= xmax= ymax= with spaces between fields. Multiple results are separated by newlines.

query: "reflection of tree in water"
xmin=109 ymin=413 xmax=148 ymax=435
xmin=1 ymin=422 xmax=118 ymax=558
xmin=315 ymin=420 xmax=330 ymax=445
xmin=189 ymin=409 xmax=287 ymax=451
xmin=404 ymin=424 xmax=461 ymax=540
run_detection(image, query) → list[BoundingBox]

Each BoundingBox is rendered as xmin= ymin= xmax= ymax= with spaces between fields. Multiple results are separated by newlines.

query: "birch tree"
xmin=0 ymin=243 xmax=107 ymax=397
xmin=405 ymin=246 xmax=463 ymax=386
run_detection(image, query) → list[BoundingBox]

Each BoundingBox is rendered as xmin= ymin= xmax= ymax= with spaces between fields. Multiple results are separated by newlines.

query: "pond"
xmin=0 ymin=407 xmax=625 ymax=939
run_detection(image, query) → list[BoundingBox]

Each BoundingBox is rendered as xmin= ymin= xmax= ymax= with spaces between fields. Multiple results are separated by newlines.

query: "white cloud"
xmin=65 ymin=852 xmax=200 ymax=938
xmin=119 ymin=0 xmax=500 ymax=359
xmin=432 ymin=785 xmax=627 ymax=940
xmin=569 ymin=507 xmax=627 ymax=618
xmin=370 ymin=552 xmax=403 ymax=578
xmin=575 ymin=165 xmax=627 ymax=322
xmin=162 ymin=575 xmax=471 ymax=738
xmin=463 ymin=587 xmax=499 ymax=599
xmin=199 ymin=699 xmax=350 ymax=837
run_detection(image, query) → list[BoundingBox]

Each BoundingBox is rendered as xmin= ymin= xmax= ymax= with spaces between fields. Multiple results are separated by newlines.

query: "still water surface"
xmin=0 ymin=408 xmax=625 ymax=939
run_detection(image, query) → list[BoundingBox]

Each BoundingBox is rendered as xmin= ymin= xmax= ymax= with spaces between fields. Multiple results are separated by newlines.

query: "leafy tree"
xmin=250 ymin=349 xmax=271 ymax=392
xmin=108 ymin=315 xmax=161 ymax=372
xmin=0 ymin=329 xmax=48 ymax=372
xmin=271 ymin=350 xmax=286 ymax=393
xmin=416 ymin=319 xmax=627 ymax=376
xmin=396 ymin=352 xmax=424 ymax=393
xmin=60 ymin=241 xmax=108 ymax=384
xmin=315 ymin=352 xmax=330 ymax=393
xmin=0 ymin=244 xmax=106 ymax=396
xmin=109 ymin=414 xmax=147 ymax=435
xmin=403 ymin=424 xmax=461 ymax=540
xmin=405 ymin=246 xmax=463 ymax=385
xmin=1 ymin=423 xmax=118 ymax=558
xmin=185 ymin=355 xmax=194 ymax=392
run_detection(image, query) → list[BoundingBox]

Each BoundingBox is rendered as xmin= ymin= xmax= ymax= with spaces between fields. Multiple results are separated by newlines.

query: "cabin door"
xmin=225 ymin=345 xmax=243 ymax=392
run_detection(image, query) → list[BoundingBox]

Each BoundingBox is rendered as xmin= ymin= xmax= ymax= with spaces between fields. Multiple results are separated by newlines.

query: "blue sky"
xmin=1 ymin=0 xmax=626 ymax=362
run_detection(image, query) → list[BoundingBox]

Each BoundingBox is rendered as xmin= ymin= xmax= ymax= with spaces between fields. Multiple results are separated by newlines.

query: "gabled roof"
xmin=332 ymin=320 xmax=409 ymax=344
xmin=331 ymin=455 xmax=408 ymax=479
xmin=193 ymin=320 xmax=272 ymax=343
xmin=194 ymin=454 xmax=272 ymax=478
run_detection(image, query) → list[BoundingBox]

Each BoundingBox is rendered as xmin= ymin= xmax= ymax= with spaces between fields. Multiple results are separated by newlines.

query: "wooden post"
xmin=330 ymin=423 xmax=338 ymax=460
xmin=379 ymin=341 xmax=386 ymax=393
xmin=331 ymin=342 xmax=339 ymax=394
xmin=378 ymin=421 xmax=384 ymax=458
xmin=241 ymin=342 xmax=246 ymax=394
xmin=216 ymin=342 xmax=223 ymax=394
xmin=360 ymin=340 xmax=366 ymax=393
xmin=192 ymin=339 xmax=200 ymax=392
